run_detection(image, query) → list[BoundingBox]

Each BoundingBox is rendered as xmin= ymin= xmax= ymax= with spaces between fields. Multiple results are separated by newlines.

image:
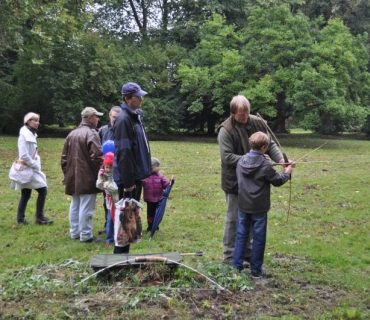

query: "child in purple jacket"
xmin=143 ymin=157 xmax=171 ymax=232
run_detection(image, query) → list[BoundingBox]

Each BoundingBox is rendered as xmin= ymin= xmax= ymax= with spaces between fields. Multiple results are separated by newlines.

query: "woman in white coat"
xmin=11 ymin=113 xmax=53 ymax=225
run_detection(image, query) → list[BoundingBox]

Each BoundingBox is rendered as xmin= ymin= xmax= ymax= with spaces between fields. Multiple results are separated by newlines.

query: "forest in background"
xmin=1 ymin=0 xmax=370 ymax=135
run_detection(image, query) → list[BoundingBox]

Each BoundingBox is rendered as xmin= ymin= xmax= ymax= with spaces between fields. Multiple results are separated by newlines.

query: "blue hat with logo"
xmin=121 ymin=82 xmax=148 ymax=97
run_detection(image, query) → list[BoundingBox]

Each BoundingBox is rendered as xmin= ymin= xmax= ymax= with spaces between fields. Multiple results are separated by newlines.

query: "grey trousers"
xmin=222 ymin=193 xmax=252 ymax=263
xmin=69 ymin=194 xmax=97 ymax=241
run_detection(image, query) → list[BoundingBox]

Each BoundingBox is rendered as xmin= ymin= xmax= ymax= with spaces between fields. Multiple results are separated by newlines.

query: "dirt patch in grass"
xmin=0 ymin=276 xmax=352 ymax=319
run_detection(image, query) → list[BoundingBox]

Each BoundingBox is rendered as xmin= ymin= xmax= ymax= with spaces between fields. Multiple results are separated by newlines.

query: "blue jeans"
xmin=233 ymin=211 xmax=267 ymax=273
xmin=106 ymin=209 xmax=114 ymax=245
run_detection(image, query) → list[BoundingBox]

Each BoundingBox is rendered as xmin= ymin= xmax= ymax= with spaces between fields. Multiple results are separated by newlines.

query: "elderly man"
xmin=112 ymin=82 xmax=152 ymax=254
xmin=217 ymin=95 xmax=285 ymax=264
xmin=61 ymin=107 xmax=104 ymax=243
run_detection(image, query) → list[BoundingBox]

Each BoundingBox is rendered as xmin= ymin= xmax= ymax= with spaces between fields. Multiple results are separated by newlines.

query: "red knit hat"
xmin=104 ymin=152 xmax=114 ymax=165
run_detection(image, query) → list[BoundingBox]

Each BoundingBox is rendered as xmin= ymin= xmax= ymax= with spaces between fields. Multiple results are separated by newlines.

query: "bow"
xmin=256 ymin=114 xmax=329 ymax=223
xmin=256 ymin=113 xmax=292 ymax=223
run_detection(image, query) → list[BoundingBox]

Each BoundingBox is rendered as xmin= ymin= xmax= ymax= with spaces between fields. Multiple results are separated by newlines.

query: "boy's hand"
xmin=99 ymin=169 xmax=105 ymax=176
xmin=285 ymin=161 xmax=295 ymax=174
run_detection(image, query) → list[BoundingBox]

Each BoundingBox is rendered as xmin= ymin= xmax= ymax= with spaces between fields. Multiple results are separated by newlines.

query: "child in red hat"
xmin=96 ymin=152 xmax=118 ymax=246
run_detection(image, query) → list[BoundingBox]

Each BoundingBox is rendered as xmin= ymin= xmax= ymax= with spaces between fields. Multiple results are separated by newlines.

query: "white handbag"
xmin=9 ymin=160 xmax=33 ymax=184
xmin=9 ymin=149 xmax=36 ymax=184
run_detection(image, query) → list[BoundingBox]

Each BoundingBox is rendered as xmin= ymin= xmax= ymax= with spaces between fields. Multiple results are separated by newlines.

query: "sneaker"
xmin=36 ymin=217 xmax=54 ymax=225
xmin=251 ymin=269 xmax=267 ymax=279
xmin=17 ymin=219 xmax=29 ymax=225
xmin=81 ymin=236 xmax=103 ymax=243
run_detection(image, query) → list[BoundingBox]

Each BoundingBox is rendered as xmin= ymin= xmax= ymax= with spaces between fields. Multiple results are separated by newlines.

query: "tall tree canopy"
xmin=1 ymin=0 xmax=370 ymax=135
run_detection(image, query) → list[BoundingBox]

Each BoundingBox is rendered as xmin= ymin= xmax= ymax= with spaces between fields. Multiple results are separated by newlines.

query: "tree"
xmin=12 ymin=32 xmax=125 ymax=128
xmin=0 ymin=0 xmax=94 ymax=132
xmin=292 ymin=19 xmax=370 ymax=133
xmin=177 ymin=14 xmax=245 ymax=135
xmin=302 ymin=0 xmax=370 ymax=36
xmin=117 ymin=39 xmax=187 ymax=134
xmin=238 ymin=5 xmax=316 ymax=132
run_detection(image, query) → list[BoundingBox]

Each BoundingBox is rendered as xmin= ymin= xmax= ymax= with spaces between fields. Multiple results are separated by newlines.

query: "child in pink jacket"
xmin=143 ymin=157 xmax=170 ymax=232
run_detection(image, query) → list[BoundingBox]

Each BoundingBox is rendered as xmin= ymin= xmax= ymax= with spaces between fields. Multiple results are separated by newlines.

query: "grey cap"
xmin=81 ymin=107 xmax=104 ymax=117
xmin=151 ymin=157 xmax=160 ymax=168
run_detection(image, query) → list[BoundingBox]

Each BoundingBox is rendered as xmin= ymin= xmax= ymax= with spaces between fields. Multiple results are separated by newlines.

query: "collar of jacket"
xmin=121 ymin=102 xmax=144 ymax=120
xmin=20 ymin=125 xmax=38 ymax=142
xmin=121 ymin=102 xmax=137 ymax=114
xmin=80 ymin=118 xmax=98 ymax=130
xmin=220 ymin=114 xmax=252 ymax=131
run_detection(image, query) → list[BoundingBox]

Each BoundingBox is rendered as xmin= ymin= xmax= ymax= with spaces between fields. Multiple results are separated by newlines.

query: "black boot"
xmin=36 ymin=216 xmax=54 ymax=225
xmin=113 ymin=244 xmax=130 ymax=254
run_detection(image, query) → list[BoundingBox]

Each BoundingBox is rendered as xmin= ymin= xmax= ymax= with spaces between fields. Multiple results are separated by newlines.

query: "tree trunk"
xmin=272 ymin=93 xmax=289 ymax=133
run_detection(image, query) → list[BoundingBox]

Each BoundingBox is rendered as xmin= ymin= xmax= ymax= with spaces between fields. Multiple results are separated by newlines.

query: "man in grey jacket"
xmin=61 ymin=107 xmax=104 ymax=243
xmin=217 ymin=95 xmax=285 ymax=264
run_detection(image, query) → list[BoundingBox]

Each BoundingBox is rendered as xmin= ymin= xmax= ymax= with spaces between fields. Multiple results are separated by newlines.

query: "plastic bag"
xmin=114 ymin=198 xmax=143 ymax=247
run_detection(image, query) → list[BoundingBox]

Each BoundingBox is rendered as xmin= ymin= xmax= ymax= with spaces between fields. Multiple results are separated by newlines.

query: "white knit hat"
xmin=24 ymin=112 xmax=39 ymax=124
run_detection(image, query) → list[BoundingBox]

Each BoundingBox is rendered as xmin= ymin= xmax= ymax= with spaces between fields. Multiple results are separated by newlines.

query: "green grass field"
xmin=0 ymin=133 xmax=369 ymax=319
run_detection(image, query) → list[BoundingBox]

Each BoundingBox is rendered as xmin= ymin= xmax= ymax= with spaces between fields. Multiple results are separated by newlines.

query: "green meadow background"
xmin=0 ymin=132 xmax=369 ymax=319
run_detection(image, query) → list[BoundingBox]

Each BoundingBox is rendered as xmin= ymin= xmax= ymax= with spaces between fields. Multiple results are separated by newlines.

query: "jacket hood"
xmin=238 ymin=152 xmax=265 ymax=175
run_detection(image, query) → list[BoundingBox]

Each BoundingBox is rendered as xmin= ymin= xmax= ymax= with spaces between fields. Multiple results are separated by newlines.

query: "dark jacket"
xmin=113 ymin=103 xmax=151 ymax=188
xmin=98 ymin=123 xmax=112 ymax=143
xmin=218 ymin=115 xmax=283 ymax=194
xmin=61 ymin=119 xmax=103 ymax=195
xmin=237 ymin=150 xmax=290 ymax=214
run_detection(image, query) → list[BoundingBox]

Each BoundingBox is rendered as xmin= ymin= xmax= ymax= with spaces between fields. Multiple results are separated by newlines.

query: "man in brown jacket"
xmin=61 ymin=107 xmax=104 ymax=242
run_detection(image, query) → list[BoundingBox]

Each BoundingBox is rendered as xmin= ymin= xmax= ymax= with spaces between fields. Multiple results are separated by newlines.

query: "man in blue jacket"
xmin=113 ymin=82 xmax=152 ymax=253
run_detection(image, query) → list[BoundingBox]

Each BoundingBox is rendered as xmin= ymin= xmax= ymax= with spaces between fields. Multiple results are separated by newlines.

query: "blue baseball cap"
xmin=121 ymin=82 xmax=148 ymax=96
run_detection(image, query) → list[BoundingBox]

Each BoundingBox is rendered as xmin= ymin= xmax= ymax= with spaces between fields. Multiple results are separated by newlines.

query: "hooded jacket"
xmin=237 ymin=150 xmax=290 ymax=214
xmin=61 ymin=119 xmax=103 ymax=195
xmin=113 ymin=103 xmax=151 ymax=188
